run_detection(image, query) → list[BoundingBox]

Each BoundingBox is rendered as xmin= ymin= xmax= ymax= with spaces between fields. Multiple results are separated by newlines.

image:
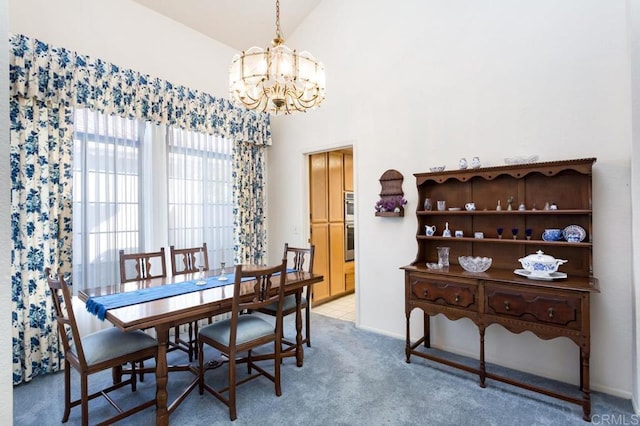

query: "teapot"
xmin=425 ymin=225 xmax=436 ymax=236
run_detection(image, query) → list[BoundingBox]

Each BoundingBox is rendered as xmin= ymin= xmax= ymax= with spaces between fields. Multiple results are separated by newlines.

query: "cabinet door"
xmin=344 ymin=260 xmax=355 ymax=292
xmin=328 ymin=151 xmax=344 ymax=222
xmin=344 ymin=153 xmax=354 ymax=192
xmin=310 ymin=223 xmax=330 ymax=302
xmin=309 ymin=153 xmax=328 ymax=223
xmin=329 ymin=223 xmax=346 ymax=295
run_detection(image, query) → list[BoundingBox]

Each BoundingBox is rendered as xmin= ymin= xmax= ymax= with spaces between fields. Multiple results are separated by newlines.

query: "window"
xmin=166 ymin=128 xmax=234 ymax=269
xmin=72 ymin=109 xmax=235 ymax=290
xmin=72 ymin=109 xmax=144 ymax=289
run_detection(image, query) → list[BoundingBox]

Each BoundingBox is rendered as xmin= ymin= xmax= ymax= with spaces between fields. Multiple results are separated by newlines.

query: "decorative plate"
xmin=504 ymin=155 xmax=539 ymax=165
xmin=448 ymin=207 xmax=461 ymax=211
xmin=563 ymin=225 xmax=586 ymax=243
xmin=514 ymin=269 xmax=567 ymax=281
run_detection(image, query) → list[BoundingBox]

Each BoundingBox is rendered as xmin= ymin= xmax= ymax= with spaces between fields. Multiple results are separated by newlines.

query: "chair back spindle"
xmin=119 ymin=248 xmax=167 ymax=283
xmin=170 ymin=243 xmax=209 ymax=275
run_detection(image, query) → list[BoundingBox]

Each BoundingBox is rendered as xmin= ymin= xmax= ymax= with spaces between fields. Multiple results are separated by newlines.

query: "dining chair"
xmin=45 ymin=268 xmax=158 ymax=426
xmin=118 ymin=248 xmax=168 ymax=381
xmin=198 ymin=261 xmax=287 ymax=421
xmin=170 ymin=242 xmax=210 ymax=361
xmin=258 ymin=243 xmax=315 ymax=351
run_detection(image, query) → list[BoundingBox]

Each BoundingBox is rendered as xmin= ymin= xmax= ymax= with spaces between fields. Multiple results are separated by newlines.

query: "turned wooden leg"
xmin=581 ymin=346 xmax=591 ymax=421
xmin=295 ymin=290 xmax=304 ymax=367
xmin=405 ymin=310 xmax=412 ymax=363
xmin=155 ymin=325 xmax=170 ymax=426
xmin=479 ymin=326 xmax=486 ymax=388
xmin=424 ymin=311 xmax=431 ymax=348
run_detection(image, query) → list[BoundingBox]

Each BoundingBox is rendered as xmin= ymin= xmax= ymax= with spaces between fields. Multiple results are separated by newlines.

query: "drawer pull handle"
xmin=504 ymin=301 xmax=510 ymax=311
xmin=548 ymin=308 xmax=554 ymax=318
xmin=423 ymin=289 xmax=429 ymax=297
xmin=454 ymin=294 xmax=460 ymax=303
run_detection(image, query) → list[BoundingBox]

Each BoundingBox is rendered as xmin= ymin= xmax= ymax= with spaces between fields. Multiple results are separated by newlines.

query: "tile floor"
xmin=312 ymin=293 xmax=355 ymax=322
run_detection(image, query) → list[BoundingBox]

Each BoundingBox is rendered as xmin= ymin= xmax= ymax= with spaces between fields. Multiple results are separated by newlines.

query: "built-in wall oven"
xmin=344 ymin=192 xmax=355 ymax=261
xmin=344 ymin=192 xmax=354 ymax=222
xmin=345 ymin=222 xmax=355 ymax=262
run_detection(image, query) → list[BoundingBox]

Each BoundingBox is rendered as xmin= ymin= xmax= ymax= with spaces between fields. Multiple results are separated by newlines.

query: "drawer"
xmin=411 ymin=277 xmax=477 ymax=310
xmin=485 ymin=287 xmax=580 ymax=327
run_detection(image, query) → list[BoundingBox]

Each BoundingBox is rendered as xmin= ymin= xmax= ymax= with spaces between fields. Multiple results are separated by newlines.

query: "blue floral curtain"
xmin=10 ymin=98 xmax=73 ymax=384
xmin=233 ymin=141 xmax=267 ymax=264
xmin=9 ymin=33 xmax=271 ymax=384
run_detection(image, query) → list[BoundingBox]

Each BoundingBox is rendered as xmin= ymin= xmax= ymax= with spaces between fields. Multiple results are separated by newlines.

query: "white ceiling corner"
xmin=130 ymin=0 xmax=324 ymax=51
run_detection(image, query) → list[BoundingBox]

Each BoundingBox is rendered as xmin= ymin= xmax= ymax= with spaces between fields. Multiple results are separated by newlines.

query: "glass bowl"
xmin=426 ymin=262 xmax=443 ymax=270
xmin=458 ymin=256 xmax=492 ymax=273
xmin=429 ymin=166 xmax=445 ymax=172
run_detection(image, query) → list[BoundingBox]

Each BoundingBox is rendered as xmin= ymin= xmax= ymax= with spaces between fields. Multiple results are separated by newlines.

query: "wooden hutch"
xmin=402 ymin=158 xmax=599 ymax=421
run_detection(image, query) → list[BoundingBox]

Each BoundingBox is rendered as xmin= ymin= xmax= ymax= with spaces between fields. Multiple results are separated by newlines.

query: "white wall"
xmin=1 ymin=0 xmax=14 ymax=418
xmin=268 ymin=0 xmax=634 ymax=398
xmin=8 ymin=0 xmax=236 ymax=98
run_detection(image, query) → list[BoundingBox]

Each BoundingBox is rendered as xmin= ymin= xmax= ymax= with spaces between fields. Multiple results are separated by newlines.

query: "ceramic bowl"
xmin=518 ymin=250 xmax=567 ymax=276
xmin=458 ymin=256 xmax=492 ymax=273
xmin=429 ymin=166 xmax=445 ymax=173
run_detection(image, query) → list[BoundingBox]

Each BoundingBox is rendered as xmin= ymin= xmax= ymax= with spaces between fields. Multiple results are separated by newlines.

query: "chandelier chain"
xmin=275 ymin=0 xmax=282 ymax=40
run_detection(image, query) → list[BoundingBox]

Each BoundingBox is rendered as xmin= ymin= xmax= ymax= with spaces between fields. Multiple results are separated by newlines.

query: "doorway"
xmin=307 ymin=147 xmax=355 ymax=320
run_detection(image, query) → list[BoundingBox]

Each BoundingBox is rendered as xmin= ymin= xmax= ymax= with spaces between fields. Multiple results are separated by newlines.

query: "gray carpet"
xmin=13 ymin=313 xmax=634 ymax=425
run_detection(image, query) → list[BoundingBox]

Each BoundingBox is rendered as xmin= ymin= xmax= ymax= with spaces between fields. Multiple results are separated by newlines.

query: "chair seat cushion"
xmin=72 ymin=328 xmax=157 ymax=366
xmin=199 ymin=315 xmax=274 ymax=346
xmin=261 ymin=294 xmax=307 ymax=314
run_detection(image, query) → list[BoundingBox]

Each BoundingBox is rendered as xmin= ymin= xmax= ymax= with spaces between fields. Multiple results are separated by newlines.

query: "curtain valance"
xmin=8 ymin=33 xmax=271 ymax=146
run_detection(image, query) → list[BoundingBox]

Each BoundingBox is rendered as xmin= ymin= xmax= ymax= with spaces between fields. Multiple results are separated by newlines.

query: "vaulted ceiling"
xmin=131 ymin=0 xmax=323 ymax=51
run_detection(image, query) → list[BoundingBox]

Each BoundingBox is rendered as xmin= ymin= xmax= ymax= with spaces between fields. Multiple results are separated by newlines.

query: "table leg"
xmin=155 ymin=325 xmax=170 ymax=426
xmin=295 ymin=289 xmax=304 ymax=367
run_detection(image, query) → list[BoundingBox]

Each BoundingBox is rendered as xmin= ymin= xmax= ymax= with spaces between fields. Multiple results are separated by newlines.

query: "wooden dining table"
xmin=78 ymin=266 xmax=323 ymax=426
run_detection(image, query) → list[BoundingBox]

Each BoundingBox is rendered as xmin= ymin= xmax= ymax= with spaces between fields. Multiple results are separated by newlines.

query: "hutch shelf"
xmin=402 ymin=158 xmax=599 ymax=421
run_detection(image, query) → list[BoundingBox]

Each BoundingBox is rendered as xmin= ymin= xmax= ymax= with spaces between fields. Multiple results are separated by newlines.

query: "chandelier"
xmin=229 ymin=0 xmax=326 ymax=115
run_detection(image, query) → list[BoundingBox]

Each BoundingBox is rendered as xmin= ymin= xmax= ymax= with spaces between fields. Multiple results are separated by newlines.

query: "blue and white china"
xmin=514 ymin=269 xmax=567 ymax=281
xmin=542 ymin=228 xmax=563 ymax=241
xmin=442 ymin=222 xmax=452 ymax=238
xmin=425 ymin=225 xmax=436 ymax=236
xmin=518 ymin=250 xmax=568 ymax=277
xmin=563 ymin=225 xmax=586 ymax=243
xmin=470 ymin=157 xmax=481 ymax=168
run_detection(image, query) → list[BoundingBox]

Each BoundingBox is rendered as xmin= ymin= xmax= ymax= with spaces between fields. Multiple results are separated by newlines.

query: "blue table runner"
xmin=86 ymin=269 xmax=295 ymax=320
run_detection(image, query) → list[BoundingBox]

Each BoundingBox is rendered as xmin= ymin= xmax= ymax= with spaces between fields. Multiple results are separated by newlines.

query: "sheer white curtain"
xmin=167 ymin=128 xmax=234 ymax=269
xmin=72 ymin=109 xmax=149 ymax=291
xmin=73 ymin=108 xmax=235 ymax=295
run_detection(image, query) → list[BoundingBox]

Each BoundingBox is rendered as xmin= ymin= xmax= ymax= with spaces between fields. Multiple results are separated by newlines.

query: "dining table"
xmin=78 ymin=265 xmax=323 ymax=426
